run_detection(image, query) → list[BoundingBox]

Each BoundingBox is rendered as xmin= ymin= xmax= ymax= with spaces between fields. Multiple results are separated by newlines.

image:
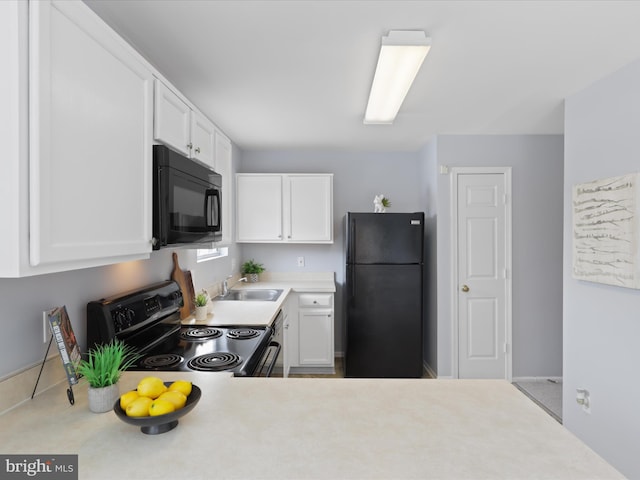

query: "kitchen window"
xmin=196 ymin=247 xmax=228 ymax=262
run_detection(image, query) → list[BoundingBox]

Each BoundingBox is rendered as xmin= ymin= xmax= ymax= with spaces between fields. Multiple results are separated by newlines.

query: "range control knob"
xmin=113 ymin=310 xmax=126 ymax=331
xmin=125 ymin=308 xmax=136 ymax=327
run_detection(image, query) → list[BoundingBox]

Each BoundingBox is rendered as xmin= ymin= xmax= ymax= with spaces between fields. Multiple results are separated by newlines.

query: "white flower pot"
xmin=246 ymin=273 xmax=259 ymax=283
xmin=88 ymin=383 xmax=120 ymax=413
xmin=195 ymin=305 xmax=208 ymax=321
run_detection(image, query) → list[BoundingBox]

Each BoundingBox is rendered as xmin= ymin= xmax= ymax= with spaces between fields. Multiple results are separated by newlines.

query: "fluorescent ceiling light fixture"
xmin=364 ymin=30 xmax=431 ymax=125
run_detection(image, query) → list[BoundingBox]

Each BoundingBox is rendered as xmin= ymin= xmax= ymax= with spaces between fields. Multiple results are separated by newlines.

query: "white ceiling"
xmin=85 ymin=0 xmax=640 ymax=152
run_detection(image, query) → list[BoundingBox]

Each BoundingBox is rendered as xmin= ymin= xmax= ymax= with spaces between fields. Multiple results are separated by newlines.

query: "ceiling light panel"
xmin=364 ymin=30 xmax=431 ymax=125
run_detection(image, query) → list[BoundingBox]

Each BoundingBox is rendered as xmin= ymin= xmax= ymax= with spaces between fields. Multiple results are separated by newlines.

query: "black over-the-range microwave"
xmin=152 ymin=144 xmax=222 ymax=249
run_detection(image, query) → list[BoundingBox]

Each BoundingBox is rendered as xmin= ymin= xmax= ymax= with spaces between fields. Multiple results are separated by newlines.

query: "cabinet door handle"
xmin=187 ymin=142 xmax=193 ymax=150
xmin=195 ymin=147 xmax=201 ymax=154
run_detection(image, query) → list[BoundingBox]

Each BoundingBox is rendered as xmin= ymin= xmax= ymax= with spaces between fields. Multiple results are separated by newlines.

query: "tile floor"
xmin=287 ymin=358 xmax=433 ymax=379
xmin=513 ymin=379 xmax=563 ymax=423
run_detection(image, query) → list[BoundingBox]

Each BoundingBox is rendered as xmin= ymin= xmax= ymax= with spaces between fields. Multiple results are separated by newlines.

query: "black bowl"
xmin=113 ymin=382 xmax=201 ymax=435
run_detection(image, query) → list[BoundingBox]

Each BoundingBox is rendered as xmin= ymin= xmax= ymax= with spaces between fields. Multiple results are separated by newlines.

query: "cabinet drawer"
xmin=298 ymin=294 xmax=332 ymax=308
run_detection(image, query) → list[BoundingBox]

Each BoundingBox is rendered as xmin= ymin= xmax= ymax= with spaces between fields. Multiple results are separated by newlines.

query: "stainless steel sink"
xmin=215 ymin=289 xmax=283 ymax=302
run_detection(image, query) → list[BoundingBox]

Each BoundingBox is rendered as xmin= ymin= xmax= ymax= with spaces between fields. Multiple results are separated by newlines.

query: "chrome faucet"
xmin=222 ymin=275 xmax=247 ymax=297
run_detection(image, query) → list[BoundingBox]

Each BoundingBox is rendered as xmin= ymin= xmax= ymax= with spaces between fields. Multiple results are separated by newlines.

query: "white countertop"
xmin=182 ymin=274 xmax=336 ymax=327
xmin=0 ymin=372 xmax=621 ymax=479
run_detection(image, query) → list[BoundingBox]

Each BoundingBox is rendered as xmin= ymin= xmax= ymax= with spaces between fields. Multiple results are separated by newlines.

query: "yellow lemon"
xmin=137 ymin=376 xmax=167 ymax=399
xmin=149 ymin=398 xmax=176 ymax=416
xmin=158 ymin=391 xmax=187 ymax=410
xmin=168 ymin=380 xmax=192 ymax=397
xmin=119 ymin=390 xmax=139 ymax=410
xmin=125 ymin=396 xmax=153 ymax=417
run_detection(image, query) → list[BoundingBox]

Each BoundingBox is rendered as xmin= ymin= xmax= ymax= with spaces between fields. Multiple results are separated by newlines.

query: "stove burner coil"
xmin=226 ymin=328 xmax=260 ymax=340
xmin=140 ymin=354 xmax=184 ymax=370
xmin=180 ymin=327 xmax=223 ymax=341
xmin=187 ymin=353 xmax=242 ymax=372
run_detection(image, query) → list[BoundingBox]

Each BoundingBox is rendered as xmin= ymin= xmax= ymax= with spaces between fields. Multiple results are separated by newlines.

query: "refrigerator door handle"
xmin=351 ymin=267 xmax=355 ymax=304
xmin=347 ymin=265 xmax=354 ymax=304
xmin=348 ymin=217 xmax=356 ymax=263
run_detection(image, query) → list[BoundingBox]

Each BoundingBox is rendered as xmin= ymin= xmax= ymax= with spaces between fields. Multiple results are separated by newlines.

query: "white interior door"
xmin=454 ymin=169 xmax=512 ymax=379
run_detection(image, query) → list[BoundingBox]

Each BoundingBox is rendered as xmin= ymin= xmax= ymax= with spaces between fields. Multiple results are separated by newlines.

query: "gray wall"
xmin=433 ymin=135 xmax=564 ymax=378
xmin=417 ymin=139 xmax=439 ymax=373
xmin=239 ymin=150 xmax=425 ymax=353
xmin=564 ymin=58 xmax=640 ymax=478
xmin=0 ymin=248 xmax=239 ymax=380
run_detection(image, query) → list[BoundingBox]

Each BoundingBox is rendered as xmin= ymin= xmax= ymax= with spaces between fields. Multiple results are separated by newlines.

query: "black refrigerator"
xmin=344 ymin=212 xmax=424 ymax=378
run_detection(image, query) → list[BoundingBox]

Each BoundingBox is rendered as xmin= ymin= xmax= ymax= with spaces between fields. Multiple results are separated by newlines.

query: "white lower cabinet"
xmin=278 ymin=295 xmax=292 ymax=378
xmin=287 ymin=293 xmax=335 ymax=373
xmin=299 ymin=309 xmax=334 ymax=366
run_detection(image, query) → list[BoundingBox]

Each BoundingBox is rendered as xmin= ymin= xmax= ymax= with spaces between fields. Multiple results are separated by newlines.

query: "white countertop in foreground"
xmin=0 ymin=372 xmax=621 ymax=480
xmin=182 ymin=273 xmax=336 ymax=327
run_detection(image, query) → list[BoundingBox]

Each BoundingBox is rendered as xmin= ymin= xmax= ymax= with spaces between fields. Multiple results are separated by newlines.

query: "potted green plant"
xmin=241 ymin=259 xmax=265 ymax=283
xmin=76 ymin=339 xmax=139 ymax=413
xmin=194 ymin=292 xmax=209 ymax=321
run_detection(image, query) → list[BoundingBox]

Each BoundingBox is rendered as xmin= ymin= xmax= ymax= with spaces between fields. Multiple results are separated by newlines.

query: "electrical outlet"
xmin=231 ymin=258 xmax=237 ymax=271
xmin=297 ymin=256 xmax=305 ymax=267
xmin=576 ymin=388 xmax=591 ymax=413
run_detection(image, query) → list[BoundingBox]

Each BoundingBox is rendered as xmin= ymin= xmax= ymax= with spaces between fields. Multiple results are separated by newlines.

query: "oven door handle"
xmin=260 ymin=341 xmax=281 ymax=377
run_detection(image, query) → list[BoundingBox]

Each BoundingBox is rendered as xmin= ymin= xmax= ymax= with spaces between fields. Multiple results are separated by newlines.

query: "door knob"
xmin=461 ymin=285 xmax=470 ymax=292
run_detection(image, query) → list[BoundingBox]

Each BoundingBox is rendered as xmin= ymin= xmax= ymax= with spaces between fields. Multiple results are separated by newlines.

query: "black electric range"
xmin=86 ymin=281 xmax=276 ymax=377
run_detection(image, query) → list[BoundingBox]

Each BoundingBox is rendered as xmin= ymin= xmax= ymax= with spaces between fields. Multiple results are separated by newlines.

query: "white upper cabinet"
xmin=0 ymin=0 xmax=233 ymax=277
xmin=0 ymin=0 xmax=155 ymax=277
xmin=288 ymin=175 xmax=333 ymax=242
xmin=154 ymin=79 xmax=216 ymax=170
xmin=214 ymin=130 xmax=233 ymax=245
xmin=154 ymin=80 xmax=191 ymax=157
xmin=236 ymin=174 xmax=333 ymax=244
xmin=190 ymin=110 xmax=216 ymax=168
xmin=29 ymin=0 xmax=154 ymax=268
xmin=236 ymin=175 xmax=284 ymax=242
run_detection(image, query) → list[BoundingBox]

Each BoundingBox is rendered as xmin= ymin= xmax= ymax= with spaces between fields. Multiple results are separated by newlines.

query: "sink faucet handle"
xmin=222 ymin=275 xmax=234 ymax=296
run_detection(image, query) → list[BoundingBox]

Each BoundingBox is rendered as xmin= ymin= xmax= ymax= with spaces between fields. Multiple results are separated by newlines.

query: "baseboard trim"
xmin=289 ymin=366 xmax=335 ymax=375
xmin=423 ymin=362 xmax=437 ymax=379
xmin=512 ymin=376 xmax=562 ymax=383
xmin=0 ymin=356 xmax=67 ymax=415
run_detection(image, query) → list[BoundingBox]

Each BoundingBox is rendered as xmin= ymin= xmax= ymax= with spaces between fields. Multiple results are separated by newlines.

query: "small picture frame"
xmin=47 ymin=306 xmax=82 ymax=386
